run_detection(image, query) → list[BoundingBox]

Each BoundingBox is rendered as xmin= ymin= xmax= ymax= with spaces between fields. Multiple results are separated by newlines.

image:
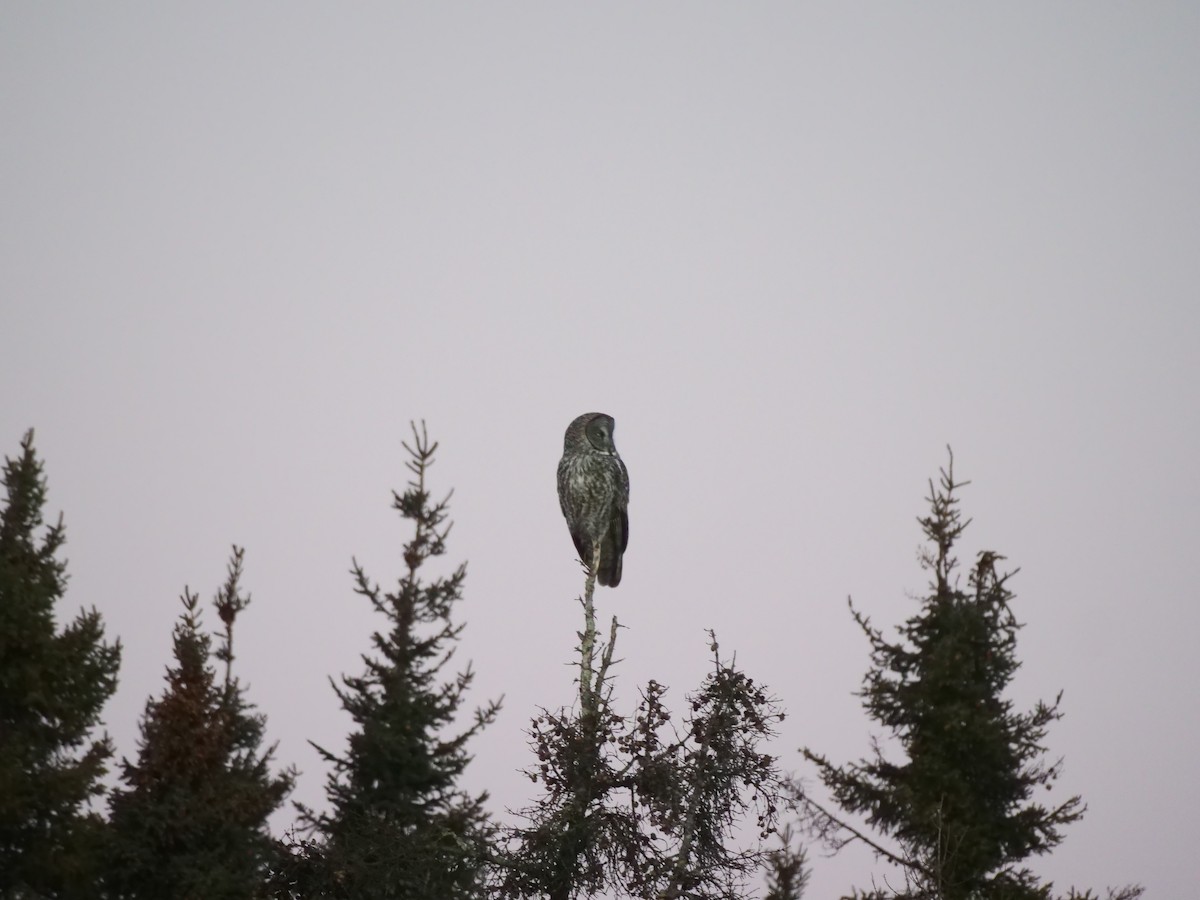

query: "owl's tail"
xmin=597 ymin=535 xmax=623 ymax=588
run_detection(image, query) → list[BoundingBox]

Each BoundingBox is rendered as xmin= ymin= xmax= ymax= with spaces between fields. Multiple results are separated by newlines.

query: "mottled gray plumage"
xmin=557 ymin=412 xmax=630 ymax=587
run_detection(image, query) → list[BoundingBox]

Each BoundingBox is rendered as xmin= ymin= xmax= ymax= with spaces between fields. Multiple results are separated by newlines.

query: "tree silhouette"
xmin=0 ymin=430 xmax=120 ymax=899
xmin=278 ymin=423 xmax=501 ymax=899
xmin=762 ymin=825 xmax=810 ymax=900
xmin=497 ymin=553 xmax=785 ymax=900
xmin=106 ymin=547 xmax=295 ymax=899
xmin=795 ymin=452 xmax=1141 ymax=900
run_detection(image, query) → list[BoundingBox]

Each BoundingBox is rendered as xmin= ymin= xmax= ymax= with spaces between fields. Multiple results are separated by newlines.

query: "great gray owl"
xmin=557 ymin=412 xmax=630 ymax=587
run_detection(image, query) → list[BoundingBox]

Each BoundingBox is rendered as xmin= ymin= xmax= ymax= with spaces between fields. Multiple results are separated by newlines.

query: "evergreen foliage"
xmin=279 ymin=423 xmax=501 ymax=899
xmin=105 ymin=547 xmax=295 ymax=899
xmin=0 ymin=430 xmax=120 ymax=899
xmin=4 ymin=427 xmax=1147 ymax=899
xmin=762 ymin=826 xmax=810 ymax=900
xmin=497 ymin=569 xmax=784 ymax=900
xmin=795 ymin=453 xmax=1139 ymax=900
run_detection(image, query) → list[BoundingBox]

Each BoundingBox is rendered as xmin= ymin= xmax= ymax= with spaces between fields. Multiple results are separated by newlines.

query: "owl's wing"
xmin=598 ymin=511 xmax=626 ymax=587
xmin=615 ymin=456 xmax=630 ymax=554
xmin=568 ymin=525 xmax=589 ymax=561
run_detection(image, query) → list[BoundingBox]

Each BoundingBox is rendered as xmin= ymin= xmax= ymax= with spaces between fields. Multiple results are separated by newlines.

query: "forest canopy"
xmin=0 ymin=428 xmax=1139 ymax=900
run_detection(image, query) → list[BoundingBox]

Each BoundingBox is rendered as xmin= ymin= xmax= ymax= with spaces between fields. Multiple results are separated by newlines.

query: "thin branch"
xmin=596 ymin=615 xmax=621 ymax=702
xmin=663 ymin=635 xmax=729 ymax=900
xmin=797 ymin=792 xmax=930 ymax=878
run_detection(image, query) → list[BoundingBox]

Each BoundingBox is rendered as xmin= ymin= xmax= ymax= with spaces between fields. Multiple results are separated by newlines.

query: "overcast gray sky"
xmin=3 ymin=4 xmax=1197 ymax=896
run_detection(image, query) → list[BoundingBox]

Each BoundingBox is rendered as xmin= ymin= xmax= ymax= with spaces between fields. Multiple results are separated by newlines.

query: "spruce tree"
xmin=762 ymin=826 xmax=810 ymax=900
xmin=106 ymin=547 xmax=295 ymax=899
xmin=0 ymin=430 xmax=120 ymax=898
xmin=796 ymin=454 xmax=1139 ymax=900
xmin=497 ymin=563 xmax=784 ymax=899
xmin=282 ymin=423 xmax=501 ymax=899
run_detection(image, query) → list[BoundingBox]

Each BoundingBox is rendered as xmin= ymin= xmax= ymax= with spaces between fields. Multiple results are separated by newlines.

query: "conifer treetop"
xmin=0 ymin=429 xmax=120 ymax=896
xmin=286 ymin=421 xmax=500 ymax=900
xmin=794 ymin=451 xmax=1137 ymax=900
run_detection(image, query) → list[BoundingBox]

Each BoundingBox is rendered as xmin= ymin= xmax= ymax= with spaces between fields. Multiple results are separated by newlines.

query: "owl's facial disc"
xmin=585 ymin=416 xmax=614 ymax=452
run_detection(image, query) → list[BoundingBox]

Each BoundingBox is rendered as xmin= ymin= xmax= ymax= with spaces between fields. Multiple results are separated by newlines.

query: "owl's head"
xmin=565 ymin=412 xmax=618 ymax=454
